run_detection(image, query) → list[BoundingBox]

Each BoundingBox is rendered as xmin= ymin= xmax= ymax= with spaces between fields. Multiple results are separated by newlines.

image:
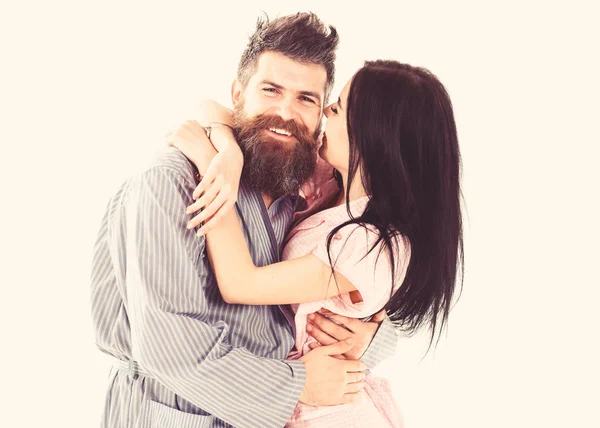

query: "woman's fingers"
xmin=193 ymin=187 xmax=231 ymax=235
xmin=186 ymin=193 xmax=208 ymax=216
xmin=186 ymin=180 xmax=218 ymax=217
xmin=197 ymin=198 xmax=236 ymax=236
xmin=193 ymin=167 xmax=218 ymax=200
xmin=196 ymin=175 xmax=224 ymax=208
xmin=186 ymin=178 xmax=223 ymax=229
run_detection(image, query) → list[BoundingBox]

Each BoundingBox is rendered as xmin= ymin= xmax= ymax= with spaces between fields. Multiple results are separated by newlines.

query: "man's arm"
xmin=307 ymin=310 xmax=398 ymax=369
xmin=125 ymin=165 xmax=304 ymax=428
xmin=359 ymin=316 xmax=398 ymax=369
xmin=124 ymin=163 xmax=364 ymax=427
xmin=166 ymin=118 xmax=399 ymax=369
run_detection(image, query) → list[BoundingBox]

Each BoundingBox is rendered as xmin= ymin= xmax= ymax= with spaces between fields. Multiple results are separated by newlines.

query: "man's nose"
xmin=276 ymin=98 xmax=298 ymax=122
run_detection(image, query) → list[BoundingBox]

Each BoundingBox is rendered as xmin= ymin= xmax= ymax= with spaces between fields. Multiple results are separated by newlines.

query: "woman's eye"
xmin=331 ymin=106 xmax=338 ymax=114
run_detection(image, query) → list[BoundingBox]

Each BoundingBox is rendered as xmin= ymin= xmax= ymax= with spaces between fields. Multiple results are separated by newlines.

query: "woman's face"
xmin=320 ymin=78 xmax=352 ymax=174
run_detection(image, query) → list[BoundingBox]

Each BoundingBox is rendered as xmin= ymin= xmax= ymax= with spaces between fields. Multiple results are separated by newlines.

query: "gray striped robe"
xmin=91 ymin=148 xmax=397 ymax=428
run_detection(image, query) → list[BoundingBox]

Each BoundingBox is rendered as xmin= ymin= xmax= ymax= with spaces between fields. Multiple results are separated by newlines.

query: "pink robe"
xmin=283 ymin=158 xmax=409 ymax=427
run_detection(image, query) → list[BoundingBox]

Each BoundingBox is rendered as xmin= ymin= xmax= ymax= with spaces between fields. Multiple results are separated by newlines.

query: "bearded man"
xmin=91 ymin=12 xmax=397 ymax=428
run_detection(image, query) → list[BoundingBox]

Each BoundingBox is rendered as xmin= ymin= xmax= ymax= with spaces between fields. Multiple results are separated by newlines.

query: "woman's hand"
xmin=167 ymin=102 xmax=242 ymax=235
xmin=167 ymin=120 xmax=217 ymax=173
xmin=187 ymin=101 xmax=242 ymax=234
xmin=185 ymin=146 xmax=243 ymax=235
xmin=194 ymin=100 xmax=234 ymax=127
xmin=166 ymin=120 xmax=236 ymax=233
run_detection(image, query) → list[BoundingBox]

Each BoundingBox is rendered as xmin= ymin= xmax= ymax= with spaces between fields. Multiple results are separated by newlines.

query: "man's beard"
xmin=232 ymin=102 xmax=320 ymax=199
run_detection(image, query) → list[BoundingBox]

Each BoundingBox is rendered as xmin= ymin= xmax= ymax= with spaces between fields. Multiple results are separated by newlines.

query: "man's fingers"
xmin=310 ymin=313 xmax=353 ymax=339
xmin=340 ymin=391 xmax=364 ymax=405
xmin=306 ymin=322 xmax=338 ymax=346
xmin=332 ymin=354 xmax=347 ymax=360
xmin=316 ymin=309 xmax=363 ymax=334
xmin=346 ymin=371 xmax=366 ymax=383
xmin=307 ymin=341 xmax=348 ymax=359
xmin=344 ymin=380 xmax=366 ymax=394
xmin=319 ymin=338 xmax=355 ymax=356
xmin=308 ymin=341 xmax=321 ymax=350
xmin=342 ymin=359 xmax=366 ymax=373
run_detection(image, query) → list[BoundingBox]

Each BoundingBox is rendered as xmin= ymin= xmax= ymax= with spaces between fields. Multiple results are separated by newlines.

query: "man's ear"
xmin=231 ymin=80 xmax=243 ymax=107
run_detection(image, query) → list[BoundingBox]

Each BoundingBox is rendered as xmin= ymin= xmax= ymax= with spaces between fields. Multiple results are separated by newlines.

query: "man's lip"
xmin=265 ymin=129 xmax=296 ymax=141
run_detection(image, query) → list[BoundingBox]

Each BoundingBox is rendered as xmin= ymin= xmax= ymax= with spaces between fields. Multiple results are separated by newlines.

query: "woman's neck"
xmin=337 ymin=173 xmax=368 ymax=207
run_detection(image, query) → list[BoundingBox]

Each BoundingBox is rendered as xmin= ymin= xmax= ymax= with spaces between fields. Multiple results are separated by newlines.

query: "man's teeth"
xmin=269 ymin=128 xmax=292 ymax=136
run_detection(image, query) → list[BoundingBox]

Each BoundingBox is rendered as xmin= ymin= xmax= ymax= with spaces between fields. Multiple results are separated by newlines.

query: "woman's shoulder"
xmin=333 ymin=223 xmax=410 ymax=274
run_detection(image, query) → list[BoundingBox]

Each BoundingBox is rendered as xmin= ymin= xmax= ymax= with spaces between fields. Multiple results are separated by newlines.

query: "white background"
xmin=1 ymin=1 xmax=599 ymax=427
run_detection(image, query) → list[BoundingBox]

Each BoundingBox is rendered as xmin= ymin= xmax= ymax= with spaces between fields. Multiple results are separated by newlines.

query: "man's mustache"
xmin=236 ymin=114 xmax=315 ymax=143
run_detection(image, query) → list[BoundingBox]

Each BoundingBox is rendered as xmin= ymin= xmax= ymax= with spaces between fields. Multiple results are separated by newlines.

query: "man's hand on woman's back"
xmin=306 ymin=309 xmax=387 ymax=360
xmin=299 ymin=339 xmax=367 ymax=406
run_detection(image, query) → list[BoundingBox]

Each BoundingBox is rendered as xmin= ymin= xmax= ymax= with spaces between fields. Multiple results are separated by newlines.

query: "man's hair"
xmin=237 ymin=12 xmax=339 ymax=102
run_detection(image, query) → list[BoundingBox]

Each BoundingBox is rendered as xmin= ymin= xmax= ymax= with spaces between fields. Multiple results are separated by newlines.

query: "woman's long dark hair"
xmin=327 ymin=60 xmax=464 ymax=344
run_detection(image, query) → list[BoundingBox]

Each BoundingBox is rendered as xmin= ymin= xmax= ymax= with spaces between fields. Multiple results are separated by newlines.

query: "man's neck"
xmin=262 ymin=193 xmax=274 ymax=209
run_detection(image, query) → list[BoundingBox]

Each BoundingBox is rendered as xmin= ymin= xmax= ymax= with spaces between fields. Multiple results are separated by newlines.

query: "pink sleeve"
xmin=312 ymin=225 xmax=408 ymax=314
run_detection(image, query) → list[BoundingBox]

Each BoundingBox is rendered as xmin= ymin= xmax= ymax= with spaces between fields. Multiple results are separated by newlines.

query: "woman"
xmin=171 ymin=60 xmax=463 ymax=427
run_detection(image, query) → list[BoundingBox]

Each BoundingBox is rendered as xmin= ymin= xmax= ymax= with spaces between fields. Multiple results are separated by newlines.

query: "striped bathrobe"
xmin=91 ymin=148 xmax=397 ymax=428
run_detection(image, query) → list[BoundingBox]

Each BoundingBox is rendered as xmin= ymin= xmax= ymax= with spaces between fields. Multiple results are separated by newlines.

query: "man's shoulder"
xmin=138 ymin=147 xmax=197 ymax=185
xmin=110 ymin=148 xmax=196 ymax=207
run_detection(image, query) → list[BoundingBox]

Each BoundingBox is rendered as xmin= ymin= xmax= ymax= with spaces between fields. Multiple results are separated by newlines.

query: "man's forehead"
xmin=250 ymin=52 xmax=327 ymax=98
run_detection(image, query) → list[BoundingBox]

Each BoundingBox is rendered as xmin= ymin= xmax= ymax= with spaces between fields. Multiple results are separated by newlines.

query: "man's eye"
xmin=263 ymin=88 xmax=277 ymax=93
xmin=300 ymin=96 xmax=315 ymax=104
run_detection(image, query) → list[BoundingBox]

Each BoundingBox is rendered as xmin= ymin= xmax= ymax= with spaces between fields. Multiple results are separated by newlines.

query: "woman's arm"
xmin=183 ymin=125 xmax=243 ymax=226
xmin=172 ymin=103 xmax=358 ymax=305
xmin=168 ymin=101 xmax=243 ymax=230
xmin=192 ymin=209 xmax=358 ymax=305
xmin=168 ymin=100 xmax=241 ymax=178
